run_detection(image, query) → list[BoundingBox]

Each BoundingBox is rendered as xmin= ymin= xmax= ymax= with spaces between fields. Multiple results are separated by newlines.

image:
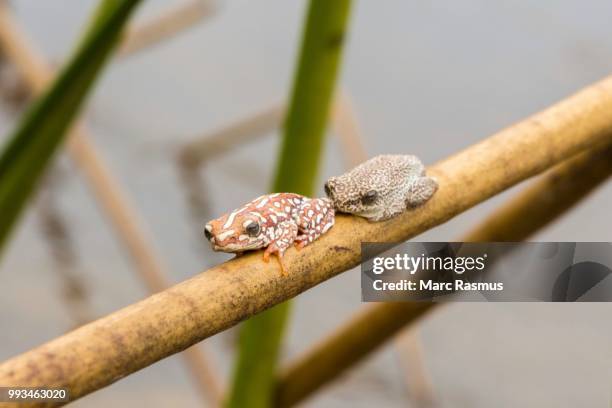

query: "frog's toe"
xmin=277 ymin=255 xmax=288 ymax=276
xmin=294 ymin=235 xmax=309 ymax=250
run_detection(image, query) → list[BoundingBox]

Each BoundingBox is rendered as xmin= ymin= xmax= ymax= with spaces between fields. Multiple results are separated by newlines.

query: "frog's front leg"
xmin=295 ymin=198 xmax=335 ymax=249
xmin=262 ymin=221 xmax=298 ymax=276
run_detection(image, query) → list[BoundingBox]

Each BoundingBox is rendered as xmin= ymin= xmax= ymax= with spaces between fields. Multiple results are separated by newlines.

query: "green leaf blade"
xmin=0 ymin=0 xmax=143 ymax=254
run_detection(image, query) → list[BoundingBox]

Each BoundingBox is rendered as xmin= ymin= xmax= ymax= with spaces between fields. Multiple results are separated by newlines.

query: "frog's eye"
xmin=245 ymin=222 xmax=261 ymax=237
xmin=324 ymin=181 xmax=332 ymax=197
xmin=361 ymin=190 xmax=378 ymax=205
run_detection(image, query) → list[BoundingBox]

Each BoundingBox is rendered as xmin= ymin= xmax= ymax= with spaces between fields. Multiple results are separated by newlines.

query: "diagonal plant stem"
xmin=0 ymin=4 xmax=222 ymax=405
xmin=180 ymin=103 xmax=286 ymax=167
xmin=118 ymin=0 xmax=216 ymax=57
xmin=178 ymin=92 xmax=367 ymax=170
xmin=227 ymin=1 xmax=353 ymax=407
xmin=1 ymin=75 xmax=611 ymax=407
xmin=280 ymin=302 xmax=435 ymax=407
xmin=394 ymin=329 xmax=437 ymax=407
xmin=275 ymin=140 xmax=612 ymax=407
xmin=460 ymin=143 xmax=612 ymax=241
xmin=0 ymin=49 xmax=29 ymax=108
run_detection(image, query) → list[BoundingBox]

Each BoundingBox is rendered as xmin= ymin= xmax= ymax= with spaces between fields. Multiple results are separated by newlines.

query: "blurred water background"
xmin=1 ymin=0 xmax=611 ymax=406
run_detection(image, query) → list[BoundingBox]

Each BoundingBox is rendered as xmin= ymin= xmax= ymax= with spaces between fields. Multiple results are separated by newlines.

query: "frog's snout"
xmin=204 ymin=223 xmax=214 ymax=243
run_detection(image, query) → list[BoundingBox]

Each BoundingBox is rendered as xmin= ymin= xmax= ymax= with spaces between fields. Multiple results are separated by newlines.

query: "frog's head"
xmin=205 ymin=209 xmax=268 ymax=253
xmin=325 ymin=155 xmax=413 ymax=219
xmin=324 ymin=174 xmax=383 ymax=219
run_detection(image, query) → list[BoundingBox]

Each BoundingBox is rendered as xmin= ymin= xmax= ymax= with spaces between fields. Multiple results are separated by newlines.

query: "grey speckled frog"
xmin=324 ymin=154 xmax=438 ymax=221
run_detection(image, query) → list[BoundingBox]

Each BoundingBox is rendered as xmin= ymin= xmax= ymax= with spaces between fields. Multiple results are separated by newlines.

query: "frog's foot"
xmin=405 ymin=176 xmax=438 ymax=208
xmin=263 ymin=244 xmax=289 ymax=276
xmin=294 ymin=235 xmax=310 ymax=250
